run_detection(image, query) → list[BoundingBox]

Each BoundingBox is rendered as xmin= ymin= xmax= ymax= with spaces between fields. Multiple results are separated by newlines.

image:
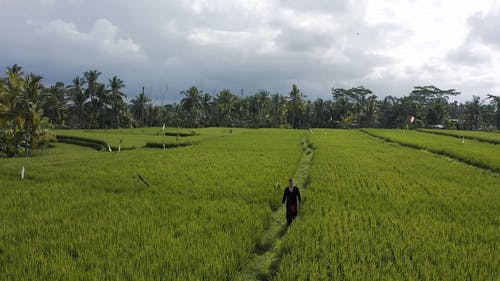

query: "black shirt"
xmin=282 ymin=186 xmax=301 ymax=206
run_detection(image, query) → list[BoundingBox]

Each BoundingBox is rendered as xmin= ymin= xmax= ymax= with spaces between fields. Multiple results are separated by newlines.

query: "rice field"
xmin=418 ymin=129 xmax=500 ymax=144
xmin=0 ymin=128 xmax=304 ymax=280
xmin=53 ymin=127 xmax=232 ymax=149
xmin=362 ymin=129 xmax=500 ymax=172
xmin=1 ymin=128 xmax=498 ymax=280
xmin=275 ymin=129 xmax=499 ymax=280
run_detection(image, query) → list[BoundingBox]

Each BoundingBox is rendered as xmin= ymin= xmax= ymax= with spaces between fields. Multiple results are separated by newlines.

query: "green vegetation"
xmin=3 ymin=65 xmax=500 ymax=153
xmin=235 ymin=135 xmax=315 ymax=281
xmin=275 ymin=129 xmax=499 ymax=280
xmin=362 ymin=129 xmax=500 ymax=172
xmin=1 ymin=128 xmax=499 ymax=280
xmin=418 ymin=128 xmax=500 ymax=144
xmin=53 ymin=128 xmax=228 ymax=150
xmin=0 ymin=128 xmax=304 ymax=280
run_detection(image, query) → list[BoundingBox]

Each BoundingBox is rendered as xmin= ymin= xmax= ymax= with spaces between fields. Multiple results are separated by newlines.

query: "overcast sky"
xmin=1 ymin=0 xmax=499 ymax=103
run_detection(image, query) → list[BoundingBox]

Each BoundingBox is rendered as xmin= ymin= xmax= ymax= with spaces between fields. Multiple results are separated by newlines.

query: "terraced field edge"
xmin=417 ymin=129 xmax=500 ymax=144
xmin=360 ymin=129 xmax=500 ymax=173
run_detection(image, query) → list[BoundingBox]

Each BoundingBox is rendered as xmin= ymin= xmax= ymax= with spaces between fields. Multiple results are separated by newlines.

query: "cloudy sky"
xmin=1 ymin=0 xmax=499 ymax=103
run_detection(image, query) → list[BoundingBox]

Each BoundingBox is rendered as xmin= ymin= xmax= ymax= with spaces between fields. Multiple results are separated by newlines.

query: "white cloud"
xmin=187 ymin=27 xmax=280 ymax=55
xmin=37 ymin=18 xmax=142 ymax=56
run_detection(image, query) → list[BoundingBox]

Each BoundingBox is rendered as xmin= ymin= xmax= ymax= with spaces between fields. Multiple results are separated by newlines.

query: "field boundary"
xmin=234 ymin=133 xmax=315 ymax=281
xmin=360 ymin=129 xmax=499 ymax=173
xmin=56 ymin=135 xmax=198 ymax=151
xmin=416 ymin=129 xmax=500 ymax=144
xmin=144 ymin=141 xmax=195 ymax=149
xmin=56 ymin=135 xmax=108 ymax=150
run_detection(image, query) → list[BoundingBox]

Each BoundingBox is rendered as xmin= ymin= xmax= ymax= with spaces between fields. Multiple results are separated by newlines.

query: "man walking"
xmin=282 ymin=178 xmax=301 ymax=225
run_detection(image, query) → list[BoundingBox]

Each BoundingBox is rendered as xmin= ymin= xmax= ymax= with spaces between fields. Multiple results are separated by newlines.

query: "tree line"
xmin=1 ymin=64 xmax=499 ymax=156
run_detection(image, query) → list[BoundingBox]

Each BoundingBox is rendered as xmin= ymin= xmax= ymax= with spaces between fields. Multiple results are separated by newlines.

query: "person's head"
xmin=288 ymin=178 xmax=294 ymax=187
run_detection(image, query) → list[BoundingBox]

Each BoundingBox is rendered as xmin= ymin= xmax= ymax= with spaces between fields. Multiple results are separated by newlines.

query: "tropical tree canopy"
xmin=2 ymin=63 xmax=500 ymax=157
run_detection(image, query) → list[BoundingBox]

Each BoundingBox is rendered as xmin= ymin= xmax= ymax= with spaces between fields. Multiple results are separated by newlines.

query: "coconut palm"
xmin=2 ymin=64 xmax=25 ymax=156
xmin=108 ymin=76 xmax=127 ymax=128
xmin=67 ymin=76 xmax=87 ymax=129
xmin=84 ymin=70 xmax=101 ymax=101
xmin=286 ymin=84 xmax=306 ymax=128
xmin=464 ymin=96 xmax=482 ymax=130
xmin=130 ymin=89 xmax=151 ymax=127
xmin=486 ymin=94 xmax=500 ymax=130
xmin=44 ymin=82 xmax=68 ymax=127
xmin=84 ymin=70 xmax=102 ymax=127
xmin=20 ymin=73 xmax=45 ymax=156
xmin=269 ymin=92 xmax=286 ymax=128
xmin=93 ymin=83 xmax=109 ymax=128
xmin=180 ymin=86 xmax=203 ymax=127
xmin=214 ymin=89 xmax=239 ymax=127
xmin=0 ymin=78 xmax=8 ymax=127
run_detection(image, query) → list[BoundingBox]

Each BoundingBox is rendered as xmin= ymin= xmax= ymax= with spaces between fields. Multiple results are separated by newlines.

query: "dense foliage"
xmin=2 ymin=64 xmax=500 ymax=158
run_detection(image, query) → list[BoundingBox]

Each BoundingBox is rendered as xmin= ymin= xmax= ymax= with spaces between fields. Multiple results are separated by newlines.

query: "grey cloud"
xmin=468 ymin=8 xmax=500 ymax=49
xmin=275 ymin=29 xmax=333 ymax=52
xmin=1 ymin=0 xmax=498 ymax=104
xmin=277 ymin=0 xmax=352 ymax=14
xmin=446 ymin=44 xmax=491 ymax=66
xmin=444 ymin=7 xmax=498 ymax=67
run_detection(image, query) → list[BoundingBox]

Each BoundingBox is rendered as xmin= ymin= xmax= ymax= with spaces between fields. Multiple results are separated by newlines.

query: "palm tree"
xmin=108 ymin=76 xmax=127 ymax=128
xmin=331 ymin=87 xmax=352 ymax=125
xmin=286 ymin=84 xmax=305 ymax=128
xmin=486 ymin=94 xmax=500 ymax=130
xmin=84 ymin=70 xmax=101 ymax=101
xmin=84 ymin=70 xmax=102 ymax=127
xmin=2 ymin=64 xmax=25 ymax=156
xmin=214 ymin=89 xmax=239 ymax=127
xmin=248 ymin=90 xmax=270 ymax=127
xmin=362 ymin=94 xmax=378 ymax=127
xmin=21 ymin=73 xmax=45 ymax=156
xmin=67 ymin=76 xmax=87 ymax=129
xmin=269 ymin=92 xmax=286 ymax=128
xmin=200 ymin=93 xmax=213 ymax=127
xmin=180 ymin=86 xmax=203 ymax=127
xmin=464 ymin=96 xmax=482 ymax=130
xmin=130 ymin=88 xmax=151 ymax=127
xmin=0 ymin=76 xmax=9 ymax=127
xmin=93 ymin=83 xmax=109 ymax=128
xmin=44 ymin=82 xmax=68 ymax=127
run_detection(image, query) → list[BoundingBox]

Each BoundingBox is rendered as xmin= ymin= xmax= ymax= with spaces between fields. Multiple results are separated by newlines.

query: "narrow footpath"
xmin=234 ymin=133 xmax=315 ymax=281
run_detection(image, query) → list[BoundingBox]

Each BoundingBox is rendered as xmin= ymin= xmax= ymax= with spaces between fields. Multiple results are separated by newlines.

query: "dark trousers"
xmin=286 ymin=204 xmax=297 ymax=224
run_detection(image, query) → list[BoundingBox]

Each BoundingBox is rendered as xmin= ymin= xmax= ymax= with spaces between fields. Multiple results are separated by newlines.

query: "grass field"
xmin=1 ymin=128 xmax=499 ymax=280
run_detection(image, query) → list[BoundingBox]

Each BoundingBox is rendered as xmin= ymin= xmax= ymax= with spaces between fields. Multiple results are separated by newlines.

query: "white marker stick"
xmin=21 ymin=166 xmax=25 ymax=179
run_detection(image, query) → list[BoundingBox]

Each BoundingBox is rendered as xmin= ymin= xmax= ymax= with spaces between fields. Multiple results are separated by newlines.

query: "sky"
xmin=1 ymin=0 xmax=499 ymax=104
